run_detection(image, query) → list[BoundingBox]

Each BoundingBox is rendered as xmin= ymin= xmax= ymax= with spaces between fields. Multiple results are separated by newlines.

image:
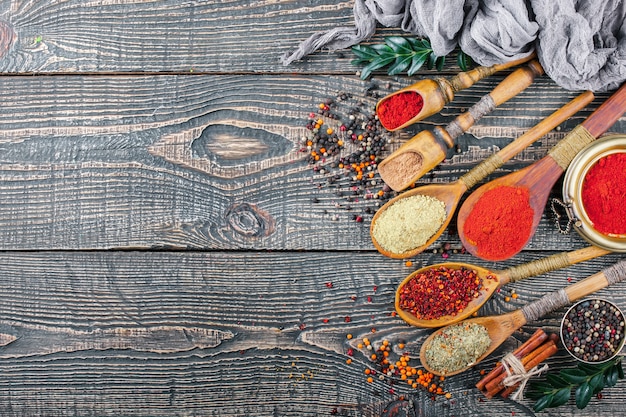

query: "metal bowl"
xmin=561 ymin=134 xmax=626 ymax=252
xmin=560 ymin=298 xmax=626 ymax=364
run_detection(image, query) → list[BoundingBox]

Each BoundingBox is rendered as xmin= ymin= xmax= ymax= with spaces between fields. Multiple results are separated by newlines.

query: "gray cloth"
xmin=280 ymin=0 xmax=626 ymax=92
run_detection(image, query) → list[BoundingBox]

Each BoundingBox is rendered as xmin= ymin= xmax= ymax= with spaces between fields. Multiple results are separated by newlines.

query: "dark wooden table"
xmin=0 ymin=2 xmax=624 ymax=416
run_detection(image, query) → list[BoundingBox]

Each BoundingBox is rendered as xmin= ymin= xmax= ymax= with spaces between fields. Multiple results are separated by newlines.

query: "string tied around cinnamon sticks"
xmin=500 ymin=351 xmax=549 ymax=400
xmin=476 ymin=329 xmax=559 ymax=399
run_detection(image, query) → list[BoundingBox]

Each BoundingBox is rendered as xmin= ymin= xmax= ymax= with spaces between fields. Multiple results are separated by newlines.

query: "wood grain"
xmin=0 ymin=0 xmax=399 ymax=74
xmin=0 ymin=250 xmax=623 ymax=416
xmin=0 ymin=74 xmax=621 ymax=251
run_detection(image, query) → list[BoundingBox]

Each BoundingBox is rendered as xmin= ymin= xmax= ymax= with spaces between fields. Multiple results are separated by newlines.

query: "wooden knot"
xmin=0 ymin=20 xmax=16 ymax=59
xmin=225 ymin=203 xmax=274 ymax=238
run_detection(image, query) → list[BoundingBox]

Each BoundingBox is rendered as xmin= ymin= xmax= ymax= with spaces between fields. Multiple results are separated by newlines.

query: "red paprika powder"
xmin=377 ymin=91 xmax=424 ymax=130
xmin=463 ymin=185 xmax=534 ymax=260
xmin=581 ymin=152 xmax=626 ymax=235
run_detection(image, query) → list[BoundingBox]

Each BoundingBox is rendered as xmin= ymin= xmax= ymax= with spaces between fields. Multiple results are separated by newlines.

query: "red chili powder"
xmin=581 ymin=152 xmax=626 ymax=235
xmin=463 ymin=185 xmax=534 ymax=260
xmin=377 ymin=91 xmax=424 ymax=130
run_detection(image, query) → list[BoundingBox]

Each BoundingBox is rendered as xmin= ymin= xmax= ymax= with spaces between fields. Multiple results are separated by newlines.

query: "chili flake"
xmin=398 ymin=266 xmax=495 ymax=320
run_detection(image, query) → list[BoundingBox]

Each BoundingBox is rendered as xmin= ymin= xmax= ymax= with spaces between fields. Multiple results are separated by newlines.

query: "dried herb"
xmin=526 ymin=357 xmax=624 ymax=411
xmin=351 ymin=36 xmax=473 ymax=79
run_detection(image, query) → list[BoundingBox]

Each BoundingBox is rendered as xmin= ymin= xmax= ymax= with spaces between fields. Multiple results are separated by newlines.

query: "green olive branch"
xmin=351 ymin=36 xmax=474 ymax=80
xmin=526 ymin=357 xmax=624 ymax=411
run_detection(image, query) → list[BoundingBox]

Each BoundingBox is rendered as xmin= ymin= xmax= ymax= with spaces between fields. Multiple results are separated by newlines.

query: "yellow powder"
xmin=372 ymin=194 xmax=446 ymax=254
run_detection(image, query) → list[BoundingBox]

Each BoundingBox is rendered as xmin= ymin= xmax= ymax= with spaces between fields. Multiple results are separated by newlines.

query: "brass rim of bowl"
xmin=562 ymin=134 xmax=626 ymax=252
xmin=560 ymin=297 xmax=626 ymax=364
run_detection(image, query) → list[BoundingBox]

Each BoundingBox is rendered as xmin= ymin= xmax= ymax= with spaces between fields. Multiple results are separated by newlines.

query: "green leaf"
xmin=533 ymin=394 xmax=554 ymax=412
xmin=575 ymin=382 xmax=593 ymax=409
xmin=426 ymin=52 xmax=437 ymax=70
xmin=549 ymin=387 xmax=571 ymax=408
xmin=370 ymin=43 xmax=394 ymax=55
xmin=457 ymin=51 xmax=474 ymax=71
xmin=578 ymin=362 xmax=604 ymax=374
xmin=606 ymin=365 xmax=619 ymax=387
xmin=435 ymin=56 xmax=445 ymax=71
xmin=385 ymin=36 xmax=414 ymax=55
xmin=407 ymin=51 xmax=430 ymax=76
xmin=387 ymin=55 xmax=413 ymax=75
xmin=528 ymin=380 xmax=557 ymax=392
xmin=560 ymin=368 xmax=589 ymax=384
xmin=589 ymin=373 xmax=605 ymax=394
xmin=547 ymin=373 xmax=571 ymax=388
xmin=359 ymin=56 xmax=395 ymax=79
xmin=351 ymin=44 xmax=379 ymax=60
xmin=618 ymin=360 xmax=624 ymax=379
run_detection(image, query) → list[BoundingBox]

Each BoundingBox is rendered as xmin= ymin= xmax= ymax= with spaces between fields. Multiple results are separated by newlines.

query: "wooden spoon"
xmin=419 ymin=259 xmax=626 ymax=376
xmin=377 ymin=60 xmax=544 ymax=192
xmin=457 ymin=83 xmax=626 ymax=261
xmin=376 ymin=53 xmax=536 ymax=131
xmin=395 ymin=245 xmax=610 ymax=328
xmin=370 ymin=91 xmax=594 ymax=259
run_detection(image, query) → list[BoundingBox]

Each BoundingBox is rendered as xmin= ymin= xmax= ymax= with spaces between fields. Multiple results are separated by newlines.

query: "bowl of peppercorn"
xmin=560 ymin=298 xmax=626 ymax=364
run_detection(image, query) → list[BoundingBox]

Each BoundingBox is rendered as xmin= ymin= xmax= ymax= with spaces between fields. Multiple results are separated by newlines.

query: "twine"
xmin=604 ymin=259 xmax=626 ymax=285
xmin=522 ymin=288 xmax=569 ymax=322
xmin=459 ymin=153 xmax=504 ymax=190
xmin=501 ymin=352 xmax=549 ymax=401
xmin=446 ymin=95 xmax=496 ymax=140
xmin=505 ymin=252 xmax=571 ymax=283
xmin=548 ymin=124 xmax=596 ymax=170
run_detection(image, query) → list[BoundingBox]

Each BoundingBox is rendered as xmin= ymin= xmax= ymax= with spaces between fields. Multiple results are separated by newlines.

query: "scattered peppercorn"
xmin=300 ymin=91 xmax=398 ymax=223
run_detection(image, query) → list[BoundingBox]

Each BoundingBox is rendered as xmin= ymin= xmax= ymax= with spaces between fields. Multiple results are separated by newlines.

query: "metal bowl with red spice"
xmin=395 ymin=262 xmax=497 ymax=328
xmin=560 ymin=134 xmax=626 ymax=252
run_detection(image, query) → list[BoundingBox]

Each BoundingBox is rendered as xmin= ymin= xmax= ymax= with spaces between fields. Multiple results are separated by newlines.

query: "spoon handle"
xmin=500 ymin=245 xmax=611 ymax=284
xmin=581 ymin=82 xmax=626 ymax=138
xmin=438 ymin=61 xmax=544 ymax=146
xmin=521 ymin=259 xmax=626 ymax=323
xmin=459 ymin=91 xmax=594 ymax=190
xmin=549 ymin=83 xmax=626 ymax=170
xmin=444 ymin=53 xmax=536 ymax=95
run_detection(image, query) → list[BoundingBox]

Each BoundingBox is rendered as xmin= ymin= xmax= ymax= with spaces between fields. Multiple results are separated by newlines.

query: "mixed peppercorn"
xmin=301 ymin=90 xmax=398 ymax=223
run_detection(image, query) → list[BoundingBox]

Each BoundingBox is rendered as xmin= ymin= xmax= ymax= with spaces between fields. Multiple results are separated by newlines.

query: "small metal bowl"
xmin=560 ymin=134 xmax=626 ymax=252
xmin=560 ymin=298 xmax=626 ymax=364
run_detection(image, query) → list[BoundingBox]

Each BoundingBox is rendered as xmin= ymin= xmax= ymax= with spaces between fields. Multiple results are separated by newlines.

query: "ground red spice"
xmin=398 ymin=266 xmax=495 ymax=320
xmin=581 ymin=152 xmax=626 ymax=235
xmin=463 ymin=185 xmax=534 ymax=260
xmin=377 ymin=91 xmax=424 ymax=130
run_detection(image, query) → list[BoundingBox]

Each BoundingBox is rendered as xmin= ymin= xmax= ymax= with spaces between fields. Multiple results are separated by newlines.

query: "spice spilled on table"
xmin=581 ymin=152 xmax=626 ymax=235
xmin=462 ymin=185 xmax=534 ymax=260
xmin=371 ymin=194 xmax=446 ymax=254
xmin=423 ymin=322 xmax=491 ymax=375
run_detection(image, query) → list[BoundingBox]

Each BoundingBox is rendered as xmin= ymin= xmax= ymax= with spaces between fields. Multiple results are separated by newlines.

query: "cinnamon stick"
xmin=484 ymin=339 xmax=557 ymax=398
xmin=476 ymin=329 xmax=547 ymax=390
xmin=499 ymin=341 xmax=559 ymax=399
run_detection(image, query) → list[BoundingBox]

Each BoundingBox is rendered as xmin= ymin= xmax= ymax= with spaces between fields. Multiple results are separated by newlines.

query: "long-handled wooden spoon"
xmin=395 ymin=245 xmax=610 ymax=328
xmin=376 ymin=53 xmax=536 ymax=131
xmin=457 ymin=83 xmax=626 ymax=261
xmin=370 ymin=91 xmax=594 ymax=259
xmin=420 ymin=258 xmax=626 ymax=376
xmin=377 ymin=60 xmax=544 ymax=192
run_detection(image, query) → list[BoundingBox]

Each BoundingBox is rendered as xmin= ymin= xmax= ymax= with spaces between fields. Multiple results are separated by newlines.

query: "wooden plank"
xmin=0 ymin=0 xmax=440 ymax=75
xmin=0 ymin=73 xmax=622 ymax=251
xmin=0 ymin=250 xmax=623 ymax=416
